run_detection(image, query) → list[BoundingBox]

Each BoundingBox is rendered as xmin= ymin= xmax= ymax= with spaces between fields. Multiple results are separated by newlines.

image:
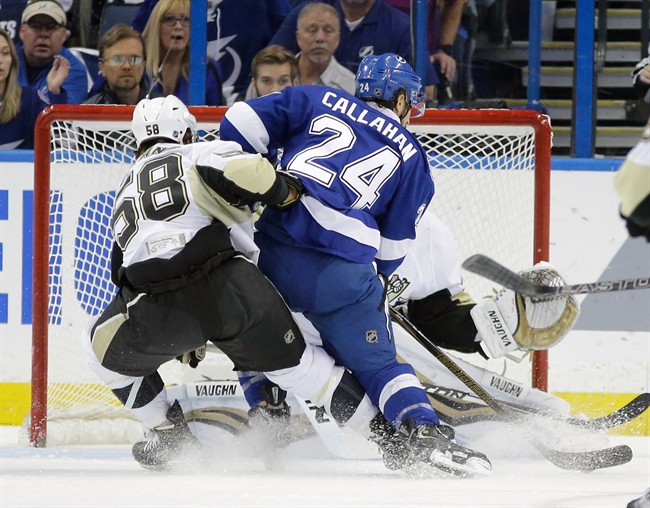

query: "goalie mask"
xmin=131 ymin=95 xmax=197 ymax=148
xmin=355 ymin=53 xmax=425 ymax=118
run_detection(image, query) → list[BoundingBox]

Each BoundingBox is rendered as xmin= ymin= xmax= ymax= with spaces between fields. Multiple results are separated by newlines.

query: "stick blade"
xmin=573 ymin=392 xmax=650 ymax=430
xmin=536 ymin=443 xmax=633 ymax=471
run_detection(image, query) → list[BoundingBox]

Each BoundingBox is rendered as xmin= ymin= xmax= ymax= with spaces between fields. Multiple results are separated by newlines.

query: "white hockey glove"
xmin=470 ymin=262 xmax=581 ymax=358
xmin=176 ymin=345 xmax=206 ymax=369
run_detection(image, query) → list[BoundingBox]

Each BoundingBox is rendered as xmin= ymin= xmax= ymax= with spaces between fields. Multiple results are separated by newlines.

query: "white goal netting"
xmin=29 ymin=106 xmax=550 ymax=446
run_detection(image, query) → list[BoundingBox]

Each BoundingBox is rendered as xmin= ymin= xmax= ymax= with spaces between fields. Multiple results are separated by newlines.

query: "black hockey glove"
xmin=275 ymin=171 xmax=305 ymax=209
xmin=176 ymin=345 xmax=206 ymax=368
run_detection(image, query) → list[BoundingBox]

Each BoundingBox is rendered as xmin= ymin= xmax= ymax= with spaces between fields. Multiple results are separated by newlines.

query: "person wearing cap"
xmin=17 ymin=0 xmax=87 ymax=104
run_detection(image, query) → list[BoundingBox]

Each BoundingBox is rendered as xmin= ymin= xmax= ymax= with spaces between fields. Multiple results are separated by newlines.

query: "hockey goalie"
xmin=165 ymin=211 xmax=594 ymax=472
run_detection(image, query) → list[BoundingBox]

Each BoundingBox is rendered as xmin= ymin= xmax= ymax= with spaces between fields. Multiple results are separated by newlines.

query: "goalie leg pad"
xmin=471 ymin=262 xmax=581 ymax=358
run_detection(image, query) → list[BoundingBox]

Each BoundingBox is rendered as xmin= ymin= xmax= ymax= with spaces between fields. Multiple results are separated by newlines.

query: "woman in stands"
xmin=142 ymin=0 xmax=223 ymax=106
xmin=0 ymin=28 xmax=69 ymax=149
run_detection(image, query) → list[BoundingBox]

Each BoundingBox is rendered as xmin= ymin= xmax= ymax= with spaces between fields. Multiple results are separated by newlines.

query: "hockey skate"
xmin=370 ymin=413 xmax=492 ymax=477
xmin=247 ymin=383 xmax=293 ymax=448
xmin=131 ymin=400 xmax=201 ymax=470
xmin=368 ymin=413 xmax=411 ymax=470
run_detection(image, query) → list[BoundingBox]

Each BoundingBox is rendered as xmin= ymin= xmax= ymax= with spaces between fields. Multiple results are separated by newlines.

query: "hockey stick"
xmin=565 ymin=392 xmax=650 ymax=431
xmin=292 ymin=396 xmax=359 ymax=459
xmin=389 ymin=307 xmax=633 ymax=471
xmin=422 ymin=384 xmax=650 ymax=431
xmin=462 ymin=254 xmax=650 ymax=298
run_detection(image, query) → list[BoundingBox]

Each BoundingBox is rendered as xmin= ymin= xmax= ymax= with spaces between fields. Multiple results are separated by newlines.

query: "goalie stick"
xmin=462 ymin=254 xmax=650 ymax=298
xmin=389 ymin=307 xmax=633 ymax=471
xmin=423 ymin=384 xmax=650 ymax=431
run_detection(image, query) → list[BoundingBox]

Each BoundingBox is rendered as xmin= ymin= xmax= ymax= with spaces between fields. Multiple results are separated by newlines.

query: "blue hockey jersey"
xmin=219 ymin=85 xmax=434 ymax=276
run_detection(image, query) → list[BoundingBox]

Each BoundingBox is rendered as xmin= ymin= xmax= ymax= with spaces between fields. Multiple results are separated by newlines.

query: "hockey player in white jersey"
xmin=82 ymin=95 xmax=382 ymax=470
xmin=615 ymin=115 xmax=650 ymax=242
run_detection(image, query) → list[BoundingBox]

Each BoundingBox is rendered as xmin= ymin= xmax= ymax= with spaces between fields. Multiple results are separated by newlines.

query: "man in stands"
xmin=294 ymin=2 xmax=355 ymax=95
xmin=269 ymin=0 xmax=439 ymax=100
xmin=244 ymin=44 xmax=299 ymax=100
xmin=84 ymin=24 xmax=150 ymax=105
xmin=17 ymin=0 xmax=87 ymax=104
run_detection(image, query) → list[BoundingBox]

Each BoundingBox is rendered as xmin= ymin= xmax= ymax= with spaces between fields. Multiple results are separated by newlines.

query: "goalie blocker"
xmin=470 ymin=262 xmax=580 ymax=358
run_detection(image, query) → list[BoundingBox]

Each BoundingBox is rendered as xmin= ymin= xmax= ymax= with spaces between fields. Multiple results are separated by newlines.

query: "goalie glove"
xmin=176 ymin=345 xmax=206 ymax=368
xmin=470 ymin=262 xmax=581 ymax=358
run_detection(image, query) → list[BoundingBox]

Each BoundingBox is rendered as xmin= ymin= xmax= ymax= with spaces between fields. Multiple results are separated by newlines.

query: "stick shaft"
xmin=389 ymin=308 xmax=507 ymax=416
xmin=462 ymin=254 xmax=650 ymax=297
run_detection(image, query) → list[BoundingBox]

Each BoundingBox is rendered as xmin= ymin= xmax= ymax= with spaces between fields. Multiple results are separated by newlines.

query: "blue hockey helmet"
xmin=355 ymin=53 xmax=425 ymax=118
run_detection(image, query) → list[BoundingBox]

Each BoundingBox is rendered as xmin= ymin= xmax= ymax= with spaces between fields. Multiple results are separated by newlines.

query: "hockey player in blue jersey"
xmin=220 ymin=53 xmax=492 ymax=476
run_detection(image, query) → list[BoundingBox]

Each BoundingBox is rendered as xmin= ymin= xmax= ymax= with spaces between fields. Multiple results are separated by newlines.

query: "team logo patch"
xmin=386 ymin=274 xmax=410 ymax=303
xmin=365 ymin=330 xmax=378 ymax=343
xmin=359 ymin=46 xmax=374 ymax=59
xmin=284 ymin=330 xmax=295 ymax=344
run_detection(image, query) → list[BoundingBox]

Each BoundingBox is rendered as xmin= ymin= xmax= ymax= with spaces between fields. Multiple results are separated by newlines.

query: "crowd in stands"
xmin=1 ymin=0 xmax=643 ymax=150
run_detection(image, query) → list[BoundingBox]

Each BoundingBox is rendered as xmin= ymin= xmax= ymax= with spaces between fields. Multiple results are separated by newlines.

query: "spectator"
xmin=132 ymin=0 xmax=292 ymax=104
xmin=1 ymin=0 xmax=76 ymax=45
xmin=84 ymin=24 xmax=151 ymax=105
xmin=385 ymin=0 xmax=465 ymax=82
xmin=269 ymin=0 xmax=439 ymax=101
xmin=430 ymin=0 xmax=466 ymax=84
xmin=294 ymin=2 xmax=355 ymax=94
xmin=385 ymin=0 xmax=468 ymax=103
xmin=632 ymin=45 xmax=650 ymax=103
xmin=16 ymin=0 xmax=87 ymax=104
xmin=0 ymin=27 xmax=68 ymax=149
xmin=245 ymin=44 xmax=298 ymax=100
xmin=142 ymin=0 xmax=223 ymax=106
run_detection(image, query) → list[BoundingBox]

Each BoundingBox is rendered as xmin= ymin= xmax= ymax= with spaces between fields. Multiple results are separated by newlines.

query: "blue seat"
xmin=69 ymin=48 xmax=100 ymax=92
xmin=98 ymin=2 xmax=141 ymax=40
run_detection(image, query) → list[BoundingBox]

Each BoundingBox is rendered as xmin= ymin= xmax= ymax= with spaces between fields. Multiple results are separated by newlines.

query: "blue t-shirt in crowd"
xmin=0 ymin=85 xmax=67 ymax=149
xmin=16 ymin=45 xmax=88 ymax=105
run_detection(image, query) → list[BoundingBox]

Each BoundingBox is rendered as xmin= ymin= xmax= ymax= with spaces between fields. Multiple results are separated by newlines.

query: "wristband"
xmin=440 ymin=45 xmax=454 ymax=56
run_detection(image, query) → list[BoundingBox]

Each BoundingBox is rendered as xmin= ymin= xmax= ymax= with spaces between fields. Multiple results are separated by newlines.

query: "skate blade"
xmin=428 ymin=449 xmax=493 ymax=478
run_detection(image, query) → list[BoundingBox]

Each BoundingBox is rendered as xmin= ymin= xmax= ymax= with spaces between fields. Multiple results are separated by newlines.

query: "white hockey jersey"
xmin=112 ymin=140 xmax=273 ymax=268
xmin=386 ymin=211 xmax=466 ymax=305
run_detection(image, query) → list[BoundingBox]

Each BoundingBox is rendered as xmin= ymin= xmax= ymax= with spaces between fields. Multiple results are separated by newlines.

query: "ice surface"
xmin=1 ymin=423 xmax=648 ymax=508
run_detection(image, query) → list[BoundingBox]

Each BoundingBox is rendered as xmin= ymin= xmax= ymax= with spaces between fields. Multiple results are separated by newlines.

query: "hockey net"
xmin=29 ymin=105 xmax=551 ymax=446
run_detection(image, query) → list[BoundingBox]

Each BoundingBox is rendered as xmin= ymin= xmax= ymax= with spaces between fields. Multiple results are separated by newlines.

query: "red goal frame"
xmin=31 ymin=105 xmax=551 ymax=447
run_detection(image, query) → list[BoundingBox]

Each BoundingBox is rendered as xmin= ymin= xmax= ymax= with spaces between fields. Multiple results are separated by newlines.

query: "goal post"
xmin=30 ymin=105 xmax=551 ymax=447
xmin=410 ymin=109 xmax=551 ymax=394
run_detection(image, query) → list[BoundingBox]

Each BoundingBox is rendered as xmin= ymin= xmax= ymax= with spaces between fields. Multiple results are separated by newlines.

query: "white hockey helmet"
xmin=131 ymin=95 xmax=197 ymax=148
